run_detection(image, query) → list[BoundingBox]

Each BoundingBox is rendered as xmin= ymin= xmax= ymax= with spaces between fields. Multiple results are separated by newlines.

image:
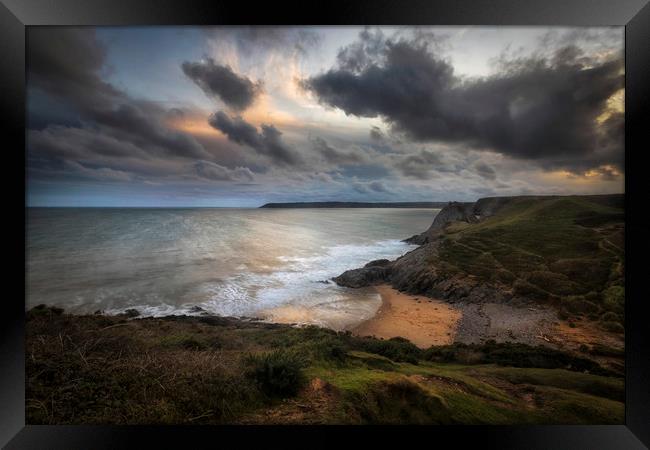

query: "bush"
xmin=549 ymin=259 xmax=612 ymax=290
xmin=599 ymin=311 xmax=620 ymax=323
xmin=585 ymin=291 xmax=602 ymax=303
xmin=312 ymin=338 xmax=348 ymax=363
xmin=513 ymin=278 xmax=549 ymax=301
xmin=160 ymin=334 xmax=207 ymax=351
xmin=352 ymin=336 xmax=422 ymax=364
xmin=423 ymin=341 xmax=613 ymax=376
xmin=603 ymin=286 xmax=624 ymax=314
xmin=28 ymin=304 xmax=64 ymax=318
xmin=524 ymin=271 xmax=583 ymax=296
xmin=601 ymin=321 xmax=624 ymax=334
xmin=563 ymin=296 xmax=599 ymax=315
xmin=344 ymin=379 xmax=448 ymax=424
xmin=589 ymin=344 xmax=624 ymax=358
xmin=245 ymin=350 xmax=307 ymax=397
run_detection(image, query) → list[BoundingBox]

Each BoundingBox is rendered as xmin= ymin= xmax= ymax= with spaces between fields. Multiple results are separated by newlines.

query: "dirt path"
xmin=350 ymin=285 xmax=461 ymax=348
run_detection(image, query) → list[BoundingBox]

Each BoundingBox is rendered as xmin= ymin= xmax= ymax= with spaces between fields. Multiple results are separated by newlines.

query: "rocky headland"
xmin=334 ymin=194 xmax=625 ymax=362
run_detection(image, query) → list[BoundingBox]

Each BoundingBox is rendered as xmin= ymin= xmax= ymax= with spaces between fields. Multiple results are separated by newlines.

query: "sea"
xmin=26 ymin=207 xmax=438 ymax=330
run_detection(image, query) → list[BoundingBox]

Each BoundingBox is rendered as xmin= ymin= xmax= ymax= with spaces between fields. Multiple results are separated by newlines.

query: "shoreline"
xmin=350 ymin=284 xmax=461 ymax=348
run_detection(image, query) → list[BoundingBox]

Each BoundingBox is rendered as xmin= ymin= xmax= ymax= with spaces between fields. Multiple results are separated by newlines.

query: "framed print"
xmin=2 ymin=0 xmax=650 ymax=448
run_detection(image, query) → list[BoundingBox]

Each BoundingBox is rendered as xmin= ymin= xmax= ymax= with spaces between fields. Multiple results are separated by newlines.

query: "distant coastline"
xmin=259 ymin=201 xmax=448 ymax=208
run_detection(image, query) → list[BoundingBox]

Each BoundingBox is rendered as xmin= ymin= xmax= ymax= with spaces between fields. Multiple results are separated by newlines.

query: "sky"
xmin=26 ymin=26 xmax=624 ymax=207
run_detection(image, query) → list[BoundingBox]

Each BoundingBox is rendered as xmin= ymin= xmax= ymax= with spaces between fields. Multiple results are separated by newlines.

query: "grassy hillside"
xmin=434 ymin=195 xmax=624 ymax=329
xmin=27 ymin=307 xmax=623 ymax=425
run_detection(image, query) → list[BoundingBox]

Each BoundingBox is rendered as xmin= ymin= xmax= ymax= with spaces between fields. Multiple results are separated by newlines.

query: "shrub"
xmin=352 ymin=336 xmax=422 ymax=364
xmin=424 ymin=341 xmax=613 ymax=376
xmin=585 ymin=291 xmax=602 ymax=303
xmin=312 ymin=338 xmax=348 ymax=363
xmin=524 ymin=271 xmax=583 ymax=296
xmin=601 ymin=321 xmax=624 ymax=334
xmin=27 ymin=304 xmax=64 ymax=318
xmin=589 ymin=344 xmax=624 ymax=358
xmin=160 ymin=334 xmax=207 ymax=351
xmin=495 ymin=269 xmax=516 ymax=284
xmin=344 ymin=379 xmax=448 ymax=424
xmin=513 ymin=278 xmax=549 ymax=301
xmin=179 ymin=337 xmax=207 ymax=351
xmin=549 ymin=259 xmax=612 ymax=290
xmin=245 ymin=350 xmax=307 ymax=397
xmin=599 ymin=312 xmax=620 ymax=323
xmin=564 ymin=296 xmax=599 ymax=315
xmin=602 ymin=286 xmax=624 ymax=314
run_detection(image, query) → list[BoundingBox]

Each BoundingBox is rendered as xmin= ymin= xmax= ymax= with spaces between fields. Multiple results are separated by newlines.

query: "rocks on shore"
xmin=123 ymin=308 xmax=140 ymax=318
xmin=333 ymin=197 xmax=521 ymax=302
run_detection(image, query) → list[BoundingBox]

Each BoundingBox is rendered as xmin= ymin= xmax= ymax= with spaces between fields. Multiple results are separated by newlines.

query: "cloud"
xmin=193 ymin=160 xmax=255 ymax=182
xmin=352 ymin=180 xmax=391 ymax=194
xmin=473 ymin=161 xmax=497 ymax=180
xmin=203 ymin=27 xmax=321 ymax=57
xmin=394 ymin=150 xmax=444 ymax=180
xmin=312 ymin=136 xmax=365 ymax=165
xmin=28 ymin=28 xmax=209 ymax=162
xmin=89 ymin=103 xmax=208 ymax=159
xmin=208 ymin=111 xmax=303 ymax=166
xmin=369 ymin=126 xmax=384 ymax=141
xmin=63 ymin=160 xmax=134 ymax=182
xmin=182 ymin=58 xmax=262 ymax=111
xmin=369 ymin=180 xmax=389 ymax=192
xmin=28 ymin=28 xmax=122 ymax=111
xmin=303 ymin=30 xmax=624 ymax=174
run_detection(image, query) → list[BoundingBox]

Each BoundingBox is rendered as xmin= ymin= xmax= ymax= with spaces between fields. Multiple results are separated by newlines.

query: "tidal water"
xmin=26 ymin=208 xmax=437 ymax=329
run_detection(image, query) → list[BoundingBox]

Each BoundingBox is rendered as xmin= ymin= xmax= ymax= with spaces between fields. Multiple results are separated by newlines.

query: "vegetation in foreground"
xmin=27 ymin=307 xmax=624 ymax=425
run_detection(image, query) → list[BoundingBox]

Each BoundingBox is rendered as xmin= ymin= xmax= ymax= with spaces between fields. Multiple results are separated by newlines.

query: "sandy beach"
xmin=351 ymin=286 xmax=624 ymax=364
xmin=351 ymin=284 xmax=462 ymax=348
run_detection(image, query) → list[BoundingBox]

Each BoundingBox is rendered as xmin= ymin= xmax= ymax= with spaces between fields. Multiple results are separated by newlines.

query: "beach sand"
xmin=351 ymin=284 xmax=462 ymax=348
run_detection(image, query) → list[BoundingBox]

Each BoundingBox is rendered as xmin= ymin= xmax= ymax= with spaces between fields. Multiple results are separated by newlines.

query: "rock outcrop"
xmin=404 ymin=197 xmax=514 ymax=245
xmin=334 ymin=197 xmax=518 ymax=302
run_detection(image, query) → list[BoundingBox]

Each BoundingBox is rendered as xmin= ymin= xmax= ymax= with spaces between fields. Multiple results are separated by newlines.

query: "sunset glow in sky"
xmin=27 ymin=26 xmax=624 ymax=206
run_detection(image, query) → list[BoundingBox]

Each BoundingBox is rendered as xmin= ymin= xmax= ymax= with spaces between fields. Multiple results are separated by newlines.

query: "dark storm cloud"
xmin=208 ymin=111 xmax=303 ymax=166
xmin=312 ymin=137 xmax=365 ymax=165
xmin=88 ymin=103 xmax=208 ymax=159
xmin=474 ymin=162 xmax=497 ymax=180
xmin=28 ymin=28 xmax=210 ymax=165
xmin=182 ymin=59 xmax=262 ymax=111
xmin=303 ymin=31 xmax=624 ymax=174
xmin=28 ymin=28 xmax=122 ymax=110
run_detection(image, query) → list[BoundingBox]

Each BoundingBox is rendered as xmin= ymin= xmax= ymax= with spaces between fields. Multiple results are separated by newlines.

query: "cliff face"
xmin=334 ymin=197 xmax=515 ymax=300
xmin=404 ymin=197 xmax=513 ymax=245
xmin=333 ymin=194 xmax=625 ymax=317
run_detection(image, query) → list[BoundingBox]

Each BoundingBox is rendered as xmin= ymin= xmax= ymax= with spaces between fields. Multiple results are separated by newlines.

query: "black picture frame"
xmin=2 ymin=0 xmax=649 ymax=448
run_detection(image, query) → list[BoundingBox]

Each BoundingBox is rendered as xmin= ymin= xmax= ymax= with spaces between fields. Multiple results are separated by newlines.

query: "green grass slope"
xmin=26 ymin=308 xmax=623 ymax=425
xmin=435 ymin=195 xmax=624 ymax=328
